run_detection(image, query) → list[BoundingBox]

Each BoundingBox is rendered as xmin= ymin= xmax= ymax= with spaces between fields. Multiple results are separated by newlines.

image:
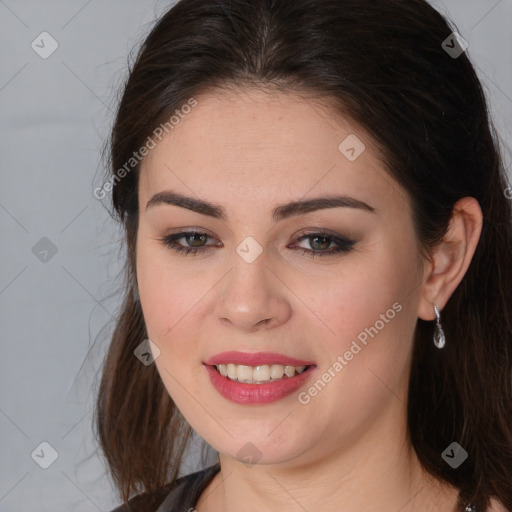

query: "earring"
xmin=433 ymin=304 xmax=445 ymax=349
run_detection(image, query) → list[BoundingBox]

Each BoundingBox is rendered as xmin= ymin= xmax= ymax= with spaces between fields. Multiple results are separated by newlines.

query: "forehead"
xmin=145 ymin=87 xmax=367 ymax=160
xmin=138 ymin=88 xmax=403 ymax=214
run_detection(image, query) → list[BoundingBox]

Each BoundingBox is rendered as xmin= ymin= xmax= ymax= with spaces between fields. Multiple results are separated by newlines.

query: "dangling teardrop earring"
xmin=433 ymin=304 xmax=445 ymax=349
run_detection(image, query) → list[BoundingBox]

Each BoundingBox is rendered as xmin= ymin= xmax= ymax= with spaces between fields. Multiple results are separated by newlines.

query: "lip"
xmin=203 ymin=352 xmax=318 ymax=405
xmin=204 ymin=351 xmax=316 ymax=367
xmin=204 ymin=364 xmax=317 ymax=405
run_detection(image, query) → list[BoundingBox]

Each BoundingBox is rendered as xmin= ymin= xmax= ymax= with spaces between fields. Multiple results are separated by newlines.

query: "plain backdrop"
xmin=0 ymin=1 xmax=511 ymax=510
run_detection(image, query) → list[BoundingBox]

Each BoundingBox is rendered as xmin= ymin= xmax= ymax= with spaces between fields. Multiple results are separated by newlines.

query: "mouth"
xmin=204 ymin=362 xmax=317 ymax=404
xmin=203 ymin=351 xmax=317 ymax=404
xmin=211 ymin=363 xmax=312 ymax=384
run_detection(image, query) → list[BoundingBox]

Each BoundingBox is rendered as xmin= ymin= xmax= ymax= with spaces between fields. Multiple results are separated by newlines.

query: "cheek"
xmin=136 ymin=240 xmax=221 ymax=393
xmin=136 ymin=240 xmax=191 ymax=344
xmin=298 ymin=240 xmax=418 ymax=396
xmin=137 ymin=222 xmax=419 ymax=375
xmin=136 ymin=227 xmax=200 ymax=317
xmin=136 ymin=250 xmax=207 ymax=403
xmin=296 ymin=248 xmax=412 ymax=349
xmin=297 ymin=275 xmax=415 ymax=444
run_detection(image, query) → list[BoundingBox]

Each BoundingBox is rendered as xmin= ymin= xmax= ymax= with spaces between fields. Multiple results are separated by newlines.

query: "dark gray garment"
xmin=109 ymin=462 xmax=221 ymax=512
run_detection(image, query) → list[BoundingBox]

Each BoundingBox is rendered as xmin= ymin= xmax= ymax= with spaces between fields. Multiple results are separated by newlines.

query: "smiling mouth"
xmin=212 ymin=363 xmax=311 ymax=384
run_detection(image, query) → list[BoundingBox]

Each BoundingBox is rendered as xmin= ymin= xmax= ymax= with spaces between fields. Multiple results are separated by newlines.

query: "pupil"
xmin=188 ymin=233 xmax=206 ymax=247
xmin=311 ymin=235 xmax=330 ymax=250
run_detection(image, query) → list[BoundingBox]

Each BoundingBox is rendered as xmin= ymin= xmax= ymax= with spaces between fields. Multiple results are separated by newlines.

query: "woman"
xmin=94 ymin=0 xmax=512 ymax=510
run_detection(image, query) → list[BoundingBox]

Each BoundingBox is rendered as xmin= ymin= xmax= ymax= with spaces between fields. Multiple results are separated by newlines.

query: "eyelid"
xmin=166 ymin=230 xmax=221 ymax=246
xmin=294 ymin=228 xmax=354 ymax=241
xmin=163 ymin=228 xmax=220 ymax=243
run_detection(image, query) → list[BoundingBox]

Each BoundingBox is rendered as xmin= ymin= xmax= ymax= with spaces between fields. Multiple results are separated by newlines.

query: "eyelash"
xmin=158 ymin=230 xmax=356 ymax=258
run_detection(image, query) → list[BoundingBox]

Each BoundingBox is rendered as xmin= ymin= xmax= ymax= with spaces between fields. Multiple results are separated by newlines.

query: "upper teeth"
xmin=216 ymin=364 xmax=307 ymax=383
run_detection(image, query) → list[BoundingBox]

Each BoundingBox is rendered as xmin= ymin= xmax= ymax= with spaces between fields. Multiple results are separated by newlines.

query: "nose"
xmin=214 ymin=251 xmax=292 ymax=332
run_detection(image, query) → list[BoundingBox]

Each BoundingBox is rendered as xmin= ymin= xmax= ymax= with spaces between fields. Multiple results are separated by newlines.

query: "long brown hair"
xmin=93 ymin=1 xmax=512 ymax=509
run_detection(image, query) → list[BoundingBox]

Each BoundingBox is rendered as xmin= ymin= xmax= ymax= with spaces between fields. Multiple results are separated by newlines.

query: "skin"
xmin=135 ymin=88 xmax=484 ymax=512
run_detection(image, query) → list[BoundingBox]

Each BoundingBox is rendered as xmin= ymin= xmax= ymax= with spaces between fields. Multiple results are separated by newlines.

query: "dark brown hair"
xmin=94 ymin=1 xmax=512 ymax=510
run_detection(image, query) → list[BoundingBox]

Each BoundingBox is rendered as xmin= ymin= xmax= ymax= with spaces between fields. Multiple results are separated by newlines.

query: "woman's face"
xmin=136 ymin=88 xmax=425 ymax=467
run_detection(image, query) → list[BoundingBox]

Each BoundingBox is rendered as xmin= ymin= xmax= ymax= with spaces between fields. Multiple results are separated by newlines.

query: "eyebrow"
xmin=145 ymin=190 xmax=377 ymax=221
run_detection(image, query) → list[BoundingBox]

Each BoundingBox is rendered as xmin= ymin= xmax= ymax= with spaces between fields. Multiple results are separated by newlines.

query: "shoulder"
xmin=109 ymin=463 xmax=221 ymax=512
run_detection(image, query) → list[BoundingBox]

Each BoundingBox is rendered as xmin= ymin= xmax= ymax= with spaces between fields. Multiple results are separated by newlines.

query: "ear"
xmin=417 ymin=197 xmax=483 ymax=321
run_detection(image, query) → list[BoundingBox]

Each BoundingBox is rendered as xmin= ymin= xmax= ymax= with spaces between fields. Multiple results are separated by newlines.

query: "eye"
xmin=158 ymin=230 xmax=220 ymax=255
xmin=158 ymin=229 xmax=356 ymax=257
xmin=291 ymin=231 xmax=356 ymax=258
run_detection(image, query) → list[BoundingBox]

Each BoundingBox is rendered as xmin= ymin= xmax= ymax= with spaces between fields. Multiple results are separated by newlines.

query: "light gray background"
xmin=0 ymin=1 xmax=511 ymax=511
